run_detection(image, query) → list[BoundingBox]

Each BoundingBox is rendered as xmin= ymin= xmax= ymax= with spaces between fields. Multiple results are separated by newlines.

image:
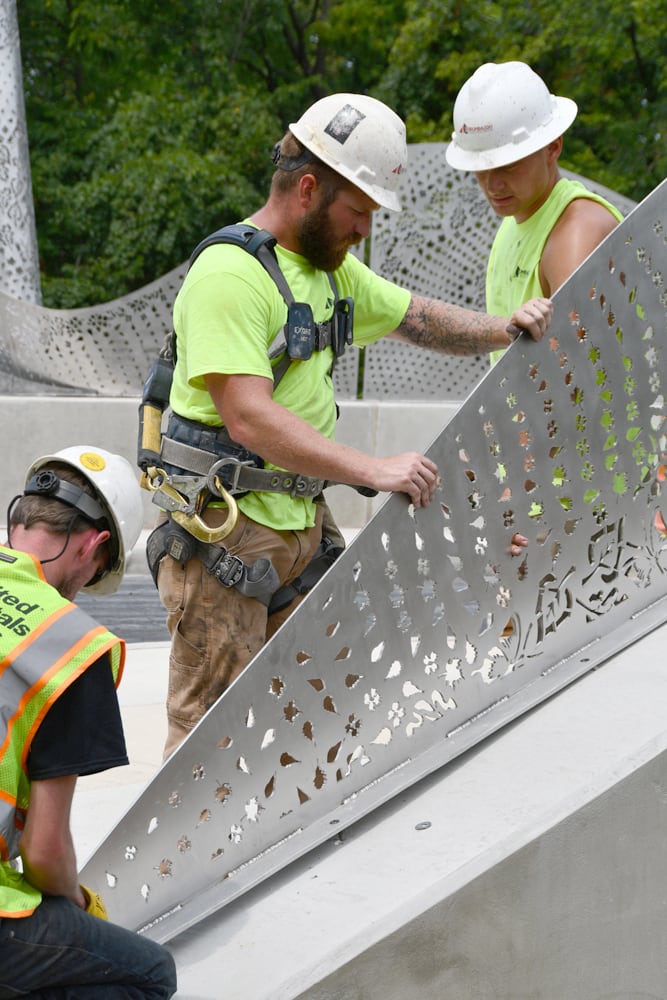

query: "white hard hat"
xmin=25 ymin=446 xmax=144 ymax=595
xmin=289 ymin=93 xmax=408 ymax=212
xmin=445 ymin=62 xmax=578 ymax=171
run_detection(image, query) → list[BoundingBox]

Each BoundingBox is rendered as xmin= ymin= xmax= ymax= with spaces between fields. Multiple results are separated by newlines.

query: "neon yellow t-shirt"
xmin=170 ymin=232 xmax=411 ymax=530
xmin=486 ymin=178 xmax=623 ymax=365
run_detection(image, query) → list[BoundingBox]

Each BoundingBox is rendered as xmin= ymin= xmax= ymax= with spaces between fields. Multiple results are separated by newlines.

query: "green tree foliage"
xmin=17 ymin=0 xmax=665 ymax=307
xmin=376 ymin=0 xmax=666 ymax=199
xmin=31 ymin=85 xmax=279 ymax=306
xmin=20 ymin=0 xmax=288 ymax=305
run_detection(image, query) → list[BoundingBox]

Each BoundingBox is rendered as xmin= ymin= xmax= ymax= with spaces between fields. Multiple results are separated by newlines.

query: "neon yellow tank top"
xmin=486 ymin=178 xmax=623 ymax=365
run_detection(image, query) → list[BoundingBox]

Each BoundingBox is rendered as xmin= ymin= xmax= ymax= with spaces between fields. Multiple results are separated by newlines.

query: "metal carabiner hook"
xmin=143 ymin=466 xmax=239 ymax=542
xmin=171 ymin=479 xmax=239 ymax=543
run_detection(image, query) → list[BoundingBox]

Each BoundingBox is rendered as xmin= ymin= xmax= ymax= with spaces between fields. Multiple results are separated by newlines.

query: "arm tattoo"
xmin=396 ymin=295 xmax=506 ymax=356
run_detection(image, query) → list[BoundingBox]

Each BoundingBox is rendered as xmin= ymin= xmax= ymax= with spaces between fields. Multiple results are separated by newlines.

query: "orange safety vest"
xmin=0 ymin=545 xmax=124 ymax=917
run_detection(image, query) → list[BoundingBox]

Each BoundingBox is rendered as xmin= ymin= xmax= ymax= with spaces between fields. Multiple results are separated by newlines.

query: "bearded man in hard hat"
xmin=148 ymin=92 xmax=553 ymax=759
xmin=0 ymin=447 xmax=177 ymax=998
xmin=446 ymin=61 xmax=622 ymax=365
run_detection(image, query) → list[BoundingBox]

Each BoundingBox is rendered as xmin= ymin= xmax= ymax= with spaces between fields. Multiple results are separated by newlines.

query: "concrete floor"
xmin=75 ymin=572 xmax=170 ymax=645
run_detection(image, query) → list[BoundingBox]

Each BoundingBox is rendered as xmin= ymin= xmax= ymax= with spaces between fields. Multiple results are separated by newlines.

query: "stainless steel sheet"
xmin=80 ymin=180 xmax=667 ymax=943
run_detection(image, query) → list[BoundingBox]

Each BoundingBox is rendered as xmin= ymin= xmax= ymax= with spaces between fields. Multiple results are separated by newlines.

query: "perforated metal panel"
xmin=0 ymin=134 xmax=634 ymax=400
xmin=0 ymin=243 xmax=365 ymax=398
xmin=0 ymin=0 xmax=40 ymax=304
xmin=0 ymin=265 xmax=186 ymax=394
xmin=80 ymin=180 xmax=667 ymax=943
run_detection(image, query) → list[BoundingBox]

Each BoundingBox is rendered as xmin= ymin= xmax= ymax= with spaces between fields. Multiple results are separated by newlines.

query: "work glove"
xmin=80 ymin=883 xmax=109 ymax=920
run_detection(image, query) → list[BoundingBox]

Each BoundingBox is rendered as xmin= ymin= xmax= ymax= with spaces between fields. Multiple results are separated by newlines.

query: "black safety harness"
xmin=138 ymin=224 xmax=366 ymax=608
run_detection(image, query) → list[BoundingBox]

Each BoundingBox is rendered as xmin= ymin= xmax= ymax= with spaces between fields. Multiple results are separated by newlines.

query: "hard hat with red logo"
xmin=445 ymin=62 xmax=577 ymax=171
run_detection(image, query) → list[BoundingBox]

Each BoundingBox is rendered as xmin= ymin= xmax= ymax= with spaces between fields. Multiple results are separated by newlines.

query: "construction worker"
xmin=445 ymin=61 xmax=623 ymax=365
xmin=0 ymin=446 xmax=177 ymax=998
xmin=144 ymin=92 xmax=552 ymax=758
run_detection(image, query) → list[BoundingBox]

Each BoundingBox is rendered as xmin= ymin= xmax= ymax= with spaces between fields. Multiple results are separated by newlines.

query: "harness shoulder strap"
xmin=188 ymin=223 xmax=341 ymax=388
xmin=189 ymin=224 xmax=296 ymax=312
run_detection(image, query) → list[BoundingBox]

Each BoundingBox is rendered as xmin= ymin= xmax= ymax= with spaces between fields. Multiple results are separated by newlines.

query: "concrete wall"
xmin=298 ymin=750 xmax=667 ymax=1000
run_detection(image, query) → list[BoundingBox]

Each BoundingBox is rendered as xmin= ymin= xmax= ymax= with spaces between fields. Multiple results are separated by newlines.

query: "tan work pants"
xmin=158 ymin=502 xmax=326 ymax=759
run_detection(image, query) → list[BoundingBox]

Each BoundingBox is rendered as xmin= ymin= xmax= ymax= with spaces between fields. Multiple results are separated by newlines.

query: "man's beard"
xmin=297 ymin=202 xmax=357 ymax=272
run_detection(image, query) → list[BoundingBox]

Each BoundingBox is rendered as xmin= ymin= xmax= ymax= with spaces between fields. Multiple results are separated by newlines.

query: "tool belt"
xmin=160 ymin=427 xmax=327 ymax=498
xmin=141 ymin=412 xmax=330 ymax=549
xmin=145 ymin=414 xmax=353 ymax=607
xmin=157 ymin=412 xmax=375 ymax=500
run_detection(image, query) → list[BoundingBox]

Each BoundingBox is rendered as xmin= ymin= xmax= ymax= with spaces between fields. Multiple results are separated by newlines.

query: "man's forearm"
xmin=21 ymin=840 xmax=83 ymax=905
xmin=209 ymin=373 xmax=439 ymax=506
xmin=19 ymin=775 xmax=86 ymax=907
xmin=393 ymin=295 xmax=511 ymax=356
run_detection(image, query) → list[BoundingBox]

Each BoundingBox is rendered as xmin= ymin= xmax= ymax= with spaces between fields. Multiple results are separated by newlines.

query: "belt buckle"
xmin=216 ymin=553 xmax=244 ymax=588
xmin=209 ymin=457 xmax=251 ymax=494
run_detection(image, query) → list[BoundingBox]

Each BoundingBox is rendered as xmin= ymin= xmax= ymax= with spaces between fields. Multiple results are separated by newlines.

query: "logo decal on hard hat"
xmin=460 ymin=123 xmax=493 ymax=135
xmin=79 ymin=451 xmax=107 ymax=472
xmin=324 ymin=105 xmax=366 ymax=145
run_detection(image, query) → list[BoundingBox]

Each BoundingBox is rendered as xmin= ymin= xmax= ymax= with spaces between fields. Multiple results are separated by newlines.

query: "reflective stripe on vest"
xmin=0 ymin=545 xmax=124 ymax=916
